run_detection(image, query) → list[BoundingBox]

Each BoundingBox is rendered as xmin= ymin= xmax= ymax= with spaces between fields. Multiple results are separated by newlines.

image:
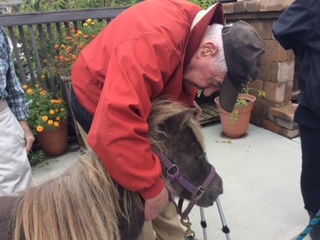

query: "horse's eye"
xmin=196 ymin=152 xmax=208 ymax=161
xmin=196 ymin=154 xmax=205 ymax=161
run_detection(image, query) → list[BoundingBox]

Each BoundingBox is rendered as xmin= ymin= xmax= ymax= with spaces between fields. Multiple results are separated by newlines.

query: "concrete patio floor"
xmin=32 ymin=123 xmax=310 ymax=240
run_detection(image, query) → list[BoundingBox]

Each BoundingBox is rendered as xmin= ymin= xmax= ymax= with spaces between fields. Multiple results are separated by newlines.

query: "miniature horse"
xmin=0 ymin=99 xmax=223 ymax=240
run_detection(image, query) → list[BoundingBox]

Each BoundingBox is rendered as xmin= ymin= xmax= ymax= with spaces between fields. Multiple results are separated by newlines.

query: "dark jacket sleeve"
xmin=273 ymin=0 xmax=320 ymax=57
xmin=273 ymin=0 xmax=320 ymax=119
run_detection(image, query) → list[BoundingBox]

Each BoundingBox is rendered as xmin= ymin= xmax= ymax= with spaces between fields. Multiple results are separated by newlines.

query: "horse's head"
xmin=149 ymin=99 xmax=223 ymax=210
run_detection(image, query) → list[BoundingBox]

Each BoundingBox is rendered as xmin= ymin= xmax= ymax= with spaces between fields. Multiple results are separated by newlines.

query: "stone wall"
xmin=222 ymin=0 xmax=299 ymax=138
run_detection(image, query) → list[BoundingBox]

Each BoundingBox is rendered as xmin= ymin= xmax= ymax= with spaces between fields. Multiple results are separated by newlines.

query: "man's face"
xmin=183 ymin=42 xmax=226 ymax=97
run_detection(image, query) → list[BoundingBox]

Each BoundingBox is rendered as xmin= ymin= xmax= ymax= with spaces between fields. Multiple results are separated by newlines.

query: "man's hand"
xmin=20 ymin=121 xmax=35 ymax=153
xmin=144 ymin=187 xmax=169 ymax=221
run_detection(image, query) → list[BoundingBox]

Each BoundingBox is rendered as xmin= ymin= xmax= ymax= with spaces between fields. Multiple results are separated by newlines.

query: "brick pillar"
xmin=222 ymin=0 xmax=299 ymax=138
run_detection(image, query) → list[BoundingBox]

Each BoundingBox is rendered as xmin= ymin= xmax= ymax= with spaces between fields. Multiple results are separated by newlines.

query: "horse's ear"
xmin=165 ymin=108 xmax=197 ymax=131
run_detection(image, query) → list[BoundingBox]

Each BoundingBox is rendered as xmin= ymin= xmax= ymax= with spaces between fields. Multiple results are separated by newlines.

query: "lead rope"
xmin=296 ymin=209 xmax=320 ymax=240
xmin=177 ymin=198 xmax=196 ymax=240
xmin=180 ymin=217 xmax=196 ymax=240
xmin=170 ymin=196 xmax=196 ymax=240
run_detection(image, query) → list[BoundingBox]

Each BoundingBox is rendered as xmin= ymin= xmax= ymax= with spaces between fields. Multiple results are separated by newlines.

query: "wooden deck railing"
xmin=0 ymin=7 xmax=127 ymax=89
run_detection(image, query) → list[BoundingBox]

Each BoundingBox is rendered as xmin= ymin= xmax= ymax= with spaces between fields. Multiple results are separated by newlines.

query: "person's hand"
xmin=20 ymin=121 xmax=35 ymax=153
xmin=24 ymin=128 xmax=35 ymax=153
xmin=144 ymin=187 xmax=169 ymax=221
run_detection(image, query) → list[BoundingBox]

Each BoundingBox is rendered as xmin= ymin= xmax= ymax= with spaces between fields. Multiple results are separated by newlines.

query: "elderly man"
xmin=71 ymin=0 xmax=264 ymax=239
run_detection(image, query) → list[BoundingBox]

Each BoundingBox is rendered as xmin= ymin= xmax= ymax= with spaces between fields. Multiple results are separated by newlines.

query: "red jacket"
xmin=72 ymin=0 xmax=224 ymax=199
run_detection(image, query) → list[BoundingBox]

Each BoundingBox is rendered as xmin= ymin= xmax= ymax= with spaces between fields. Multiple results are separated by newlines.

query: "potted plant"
xmin=23 ymin=84 xmax=69 ymax=156
xmin=38 ymin=19 xmax=106 ymax=146
xmin=214 ymin=85 xmax=265 ymax=138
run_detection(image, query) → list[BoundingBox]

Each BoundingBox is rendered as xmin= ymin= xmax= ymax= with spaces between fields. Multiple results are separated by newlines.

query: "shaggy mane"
xmin=149 ymin=98 xmax=204 ymax=154
xmin=13 ymin=151 xmax=132 ymax=240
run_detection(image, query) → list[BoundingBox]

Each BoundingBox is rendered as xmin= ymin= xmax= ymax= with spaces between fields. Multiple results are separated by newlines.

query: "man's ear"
xmin=201 ymin=42 xmax=218 ymax=56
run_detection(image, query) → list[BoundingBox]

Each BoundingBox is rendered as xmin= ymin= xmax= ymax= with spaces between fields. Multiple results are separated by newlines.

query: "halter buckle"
xmin=166 ymin=164 xmax=179 ymax=181
xmin=191 ymin=186 xmax=205 ymax=201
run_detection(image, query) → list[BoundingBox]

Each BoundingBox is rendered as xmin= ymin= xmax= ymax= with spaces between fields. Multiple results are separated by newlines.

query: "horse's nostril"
xmin=208 ymin=193 xmax=218 ymax=203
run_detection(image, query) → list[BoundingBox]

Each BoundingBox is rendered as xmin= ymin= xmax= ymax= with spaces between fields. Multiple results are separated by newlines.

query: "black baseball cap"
xmin=220 ymin=20 xmax=265 ymax=113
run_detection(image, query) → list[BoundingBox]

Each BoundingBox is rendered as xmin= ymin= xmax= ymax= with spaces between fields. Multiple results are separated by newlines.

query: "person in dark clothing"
xmin=273 ymin=1 xmax=320 ymax=239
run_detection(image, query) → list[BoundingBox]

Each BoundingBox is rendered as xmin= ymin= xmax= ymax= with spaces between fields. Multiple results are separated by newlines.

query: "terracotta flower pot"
xmin=214 ymin=94 xmax=256 ymax=138
xmin=37 ymin=122 xmax=68 ymax=156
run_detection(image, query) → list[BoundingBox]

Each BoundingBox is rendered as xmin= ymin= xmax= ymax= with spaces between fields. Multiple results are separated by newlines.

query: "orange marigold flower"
xmin=41 ymin=75 xmax=46 ymax=80
xmin=36 ymin=126 xmax=44 ymax=133
xmin=66 ymin=46 xmax=73 ymax=52
xmin=66 ymin=36 xmax=73 ymax=41
xmin=54 ymin=122 xmax=60 ymax=127
xmin=49 ymin=110 xmax=55 ymax=115
xmin=51 ymin=99 xmax=62 ymax=104
xmin=84 ymin=34 xmax=89 ymax=39
xmin=35 ymin=84 xmax=40 ymax=88
xmin=61 ymin=108 xmax=65 ymax=112
xmin=27 ymin=89 xmax=34 ymax=95
xmin=56 ymin=116 xmax=61 ymax=121
xmin=22 ymin=85 xmax=28 ymax=90
xmin=48 ymin=120 xmax=53 ymax=125
xmin=42 ymin=116 xmax=49 ymax=122
xmin=54 ymin=44 xmax=60 ymax=50
xmin=59 ymin=55 xmax=65 ymax=61
xmin=40 ymin=90 xmax=47 ymax=96
xmin=71 ymin=54 xmax=77 ymax=60
xmin=78 ymin=44 xmax=84 ymax=50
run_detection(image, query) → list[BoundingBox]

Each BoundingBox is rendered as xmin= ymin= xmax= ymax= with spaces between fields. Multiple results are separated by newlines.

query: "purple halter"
xmin=155 ymin=151 xmax=216 ymax=219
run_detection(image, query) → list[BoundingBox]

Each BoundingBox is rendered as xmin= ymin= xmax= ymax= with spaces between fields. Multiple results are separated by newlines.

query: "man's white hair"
xmin=203 ymin=24 xmax=227 ymax=73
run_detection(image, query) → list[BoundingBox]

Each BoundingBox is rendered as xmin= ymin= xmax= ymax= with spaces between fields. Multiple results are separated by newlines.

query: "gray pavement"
xmin=32 ymin=123 xmax=310 ymax=240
